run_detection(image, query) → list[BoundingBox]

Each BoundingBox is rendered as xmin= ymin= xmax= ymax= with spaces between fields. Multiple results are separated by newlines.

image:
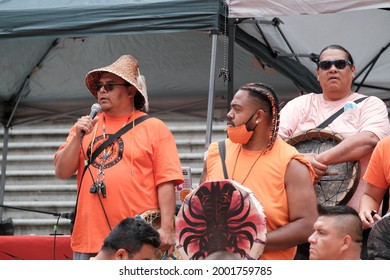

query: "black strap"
xmin=382 ymin=189 xmax=389 ymax=217
xmin=88 ymin=115 xmax=151 ymax=166
xmin=79 ymin=115 xmax=151 ymax=183
xmin=218 ymin=140 xmax=228 ymax=179
xmin=317 ymin=96 xmax=368 ymax=129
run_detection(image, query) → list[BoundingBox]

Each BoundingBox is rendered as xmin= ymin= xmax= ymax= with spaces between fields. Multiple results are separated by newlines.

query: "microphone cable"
xmin=52 ymin=215 xmax=61 ymax=260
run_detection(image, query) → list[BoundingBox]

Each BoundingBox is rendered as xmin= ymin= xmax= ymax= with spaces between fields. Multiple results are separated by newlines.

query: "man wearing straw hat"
xmin=54 ymin=55 xmax=184 ymax=260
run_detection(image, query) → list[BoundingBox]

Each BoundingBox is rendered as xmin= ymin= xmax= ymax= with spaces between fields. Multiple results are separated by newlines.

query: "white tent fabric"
xmin=226 ymin=1 xmax=390 ymax=108
xmin=228 ymin=0 xmax=390 ymax=17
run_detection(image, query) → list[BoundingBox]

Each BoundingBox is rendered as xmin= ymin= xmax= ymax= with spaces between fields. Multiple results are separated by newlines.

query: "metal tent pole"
xmin=205 ymin=32 xmax=218 ymax=149
xmin=0 ymin=127 xmax=9 ymax=220
xmin=227 ymin=19 xmax=236 ymax=110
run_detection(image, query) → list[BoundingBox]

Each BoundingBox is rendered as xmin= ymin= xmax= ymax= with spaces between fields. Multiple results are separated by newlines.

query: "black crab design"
xmin=178 ymin=181 xmax=260 ymax=260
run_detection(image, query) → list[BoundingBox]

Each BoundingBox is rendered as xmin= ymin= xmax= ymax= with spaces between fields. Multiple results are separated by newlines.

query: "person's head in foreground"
xmin=94 ymin=217 xmax=160 ymax=260
xmin=308 ymin=204 xmax=362 ymax=260
xmin=205 ymin=251 xmax=241 ymax=260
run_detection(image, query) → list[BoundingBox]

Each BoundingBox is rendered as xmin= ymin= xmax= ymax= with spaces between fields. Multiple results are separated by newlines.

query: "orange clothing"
xmin=205 ymin=138 xmax=314 ymax=260
xmin=55 ymin=110 xmax=183 ymax=253
xmin=363 ymin=135 xmax=390 ymax=189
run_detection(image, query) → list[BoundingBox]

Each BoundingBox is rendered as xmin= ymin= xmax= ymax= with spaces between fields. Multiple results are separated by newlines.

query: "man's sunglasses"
xmin=93 ymin=83 xmax=130 ymax=92
xmin=318 ymin=59 xmax=352 ymax=71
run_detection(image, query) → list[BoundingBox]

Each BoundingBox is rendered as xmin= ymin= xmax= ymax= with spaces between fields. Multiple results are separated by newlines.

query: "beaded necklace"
xmin=89 ymin=113 xmax=133 ymax=197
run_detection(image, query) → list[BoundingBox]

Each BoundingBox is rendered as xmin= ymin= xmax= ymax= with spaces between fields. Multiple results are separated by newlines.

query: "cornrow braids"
xmin=240 ymin=82 xmax=280 ymax=152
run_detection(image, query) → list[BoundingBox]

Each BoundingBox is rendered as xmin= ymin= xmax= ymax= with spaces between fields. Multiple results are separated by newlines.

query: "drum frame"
xmin=287 ymin=128 xmax=360 ymax=206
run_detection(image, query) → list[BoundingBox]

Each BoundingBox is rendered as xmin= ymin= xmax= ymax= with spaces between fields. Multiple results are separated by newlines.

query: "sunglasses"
xmin=93 ymin=82 xmax=130 ymax=92
xmin=318 ymin=59 xmax=352 ymax=71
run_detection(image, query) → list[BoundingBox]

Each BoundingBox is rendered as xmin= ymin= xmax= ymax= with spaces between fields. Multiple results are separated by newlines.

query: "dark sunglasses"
xmin=318 ymin=59 xmax=352 ymax=71
xmin=93 ymin=82 xmax=130 ymax=92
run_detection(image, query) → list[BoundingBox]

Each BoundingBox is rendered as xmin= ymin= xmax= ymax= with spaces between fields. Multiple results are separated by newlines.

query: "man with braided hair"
xmin=200 ymin=82 xmax=318 ymax=260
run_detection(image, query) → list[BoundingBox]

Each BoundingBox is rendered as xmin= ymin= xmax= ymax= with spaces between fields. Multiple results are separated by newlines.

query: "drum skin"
xmin=175 ymin=179 xmax=266 ymax=260
xmin=367 ymin=212 xmax=390 ymax=260
xmin=287 ymin=129 xmax=360 ymax=206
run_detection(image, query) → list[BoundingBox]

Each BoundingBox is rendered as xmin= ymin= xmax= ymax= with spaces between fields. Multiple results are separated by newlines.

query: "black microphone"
xmin=60 ymin=212 xmax=72 ymax=219
xmin=80 ymin=103 xmax=102 ymax=138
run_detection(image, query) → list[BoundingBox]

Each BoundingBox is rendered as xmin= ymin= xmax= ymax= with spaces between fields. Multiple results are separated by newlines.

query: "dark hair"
xmin=317 ymin=204 xmax=363 ymax=242
xmin=101 ymin=217 xmax=160 ymax=257
xmin=319 ymin=44 xmax=354 ymax=66
xmin=240 ymin=82 xmax=280 ymax=152
xmin=205 ymin=251 xmax=241 ymax=260
xmin=134 ymin=91 xmax=145 ymax=111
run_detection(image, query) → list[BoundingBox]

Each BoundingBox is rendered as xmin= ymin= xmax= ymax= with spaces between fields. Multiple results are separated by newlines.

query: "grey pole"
xmin=0 ymin=126 xmax=9 ymax=220
xmin=205 ymin=32 xmax=218 ymax=149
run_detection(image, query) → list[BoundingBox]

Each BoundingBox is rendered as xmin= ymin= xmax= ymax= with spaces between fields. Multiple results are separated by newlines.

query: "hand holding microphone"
xmin=79 ymin=103 xmax=102 ymax=138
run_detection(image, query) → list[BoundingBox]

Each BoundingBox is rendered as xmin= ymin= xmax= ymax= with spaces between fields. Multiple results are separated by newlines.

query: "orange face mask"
xmin=227 ymin=109 xmax=259 ymax=144
xmin=226 ymin=124 xmax=254 ymax=144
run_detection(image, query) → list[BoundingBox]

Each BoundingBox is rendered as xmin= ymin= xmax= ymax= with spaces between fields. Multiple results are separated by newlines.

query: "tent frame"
xmin=227 ymin=13 xmax=390 ymax=107
xmin=226 ymin=16 xmax=321 ymax=106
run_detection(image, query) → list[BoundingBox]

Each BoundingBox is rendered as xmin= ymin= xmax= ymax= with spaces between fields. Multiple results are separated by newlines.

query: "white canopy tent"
xmin=229 ymin=0 xmax=390 ymax=17
xmin=225 ymin=0 xmax=390 ymax=106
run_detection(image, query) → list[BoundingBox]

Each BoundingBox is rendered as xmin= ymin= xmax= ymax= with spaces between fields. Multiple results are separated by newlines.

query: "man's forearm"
xmin=264 ymin=218 xmax=313 ymax=252
xmin=317 ymin=132 xmax=378 ymax=165
xmin=54 ymin=135 xmax=81 ymax=179
xmin=157 ymin=182 xmax=176 ymax=229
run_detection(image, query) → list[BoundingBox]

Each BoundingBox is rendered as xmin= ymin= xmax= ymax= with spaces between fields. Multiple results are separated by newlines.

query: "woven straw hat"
xmin=85 ymin=55 xmax=149 ymax=112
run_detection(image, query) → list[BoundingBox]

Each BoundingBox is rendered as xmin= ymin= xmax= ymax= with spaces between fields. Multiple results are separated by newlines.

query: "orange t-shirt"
xmin=206 ymin=138 xmax=314 ymax=260
xmin=55 ymin=110 xmax=184 ymax=253
xmin=363 ymin=135 xmax=390 ymax=189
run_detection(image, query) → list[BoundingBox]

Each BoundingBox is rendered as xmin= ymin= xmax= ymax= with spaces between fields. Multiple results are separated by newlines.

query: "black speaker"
xmin=0 ymin=218 xmax=14 ymax=235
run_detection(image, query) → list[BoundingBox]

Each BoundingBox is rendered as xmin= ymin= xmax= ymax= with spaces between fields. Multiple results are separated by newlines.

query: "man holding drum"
xmin=279 ymin=45 xmax=390 ymax=259
xmin=279 ymin=44 xmax=390 ymax=212
xmin=200 ymin=82 xmax=318 ymax=260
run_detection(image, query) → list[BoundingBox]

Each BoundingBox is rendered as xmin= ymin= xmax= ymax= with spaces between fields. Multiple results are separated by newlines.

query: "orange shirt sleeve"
xmin=363 ymin=135 xmax=390 ymax=189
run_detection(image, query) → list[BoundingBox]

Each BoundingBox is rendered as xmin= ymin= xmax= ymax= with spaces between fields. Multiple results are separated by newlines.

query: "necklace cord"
xmin=232 ymin=146 xmax=265 ymax=185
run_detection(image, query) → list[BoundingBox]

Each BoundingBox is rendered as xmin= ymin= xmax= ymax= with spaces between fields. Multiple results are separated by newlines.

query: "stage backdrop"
xmin=0 ymin=235 xmax=72 ymax=260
